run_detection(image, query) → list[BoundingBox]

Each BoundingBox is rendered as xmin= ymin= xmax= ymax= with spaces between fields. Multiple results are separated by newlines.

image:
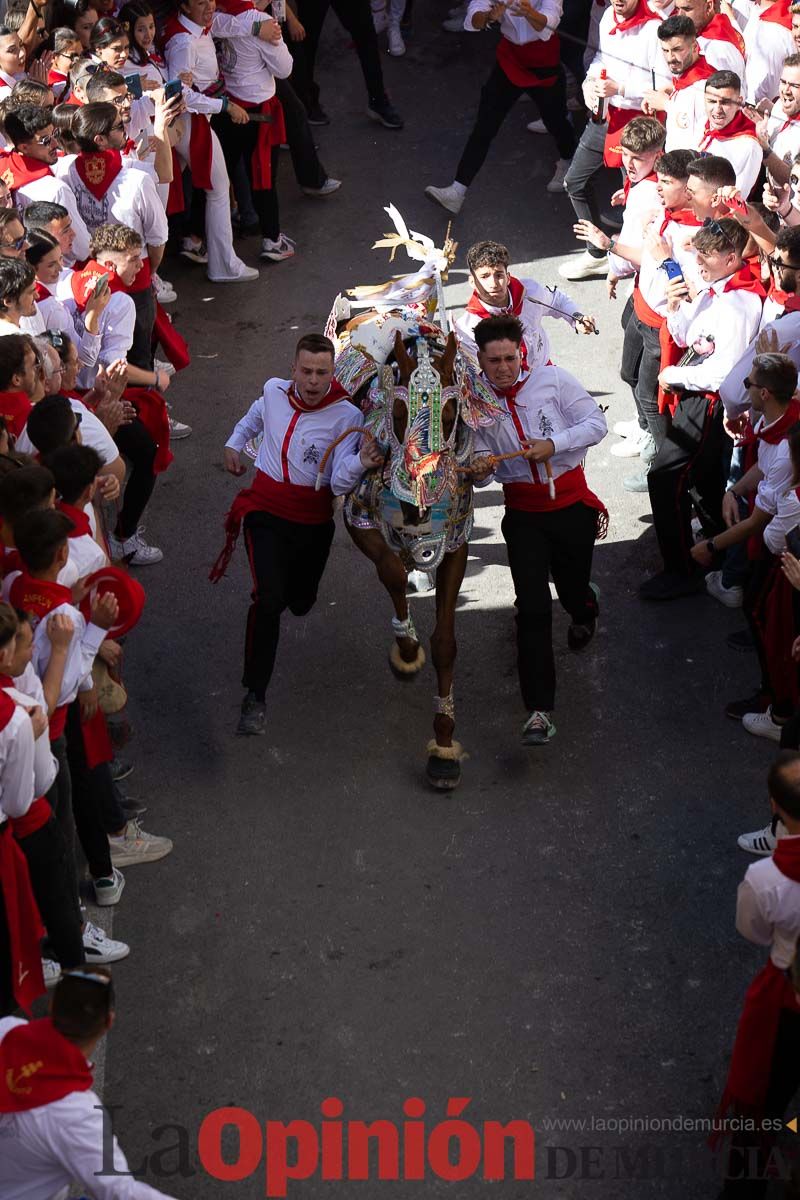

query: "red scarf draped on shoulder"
xmin=701 ymin=12 xmax=746 ymax=53
xmin=8 ymin=573 xmax=72 ymax=619
xmin=658 ymin=206 xmax=703 ymax=236
xmin=716 ymin=263 xmax=767 ymax=300
xmin=0 ymin=151 xmax=52 ymax=190
xmin=466 ymin=276 xmax=529 ymax=368
xmin=57 ymin=500 xmax=92 ymax=537
xmin=701 ymin=110 xmax=759 ymax=145
xmin=672 ymin=55 xmax=716 ymax=91
xmin=74 ymin=149 xmax=124 ymax=201
xmin=0 ymin=820 xmax=44 ymax=1015
xmin=754 ymin=398 xmax=800 ymax=443
xmin=0 ymin=1017 xmax=92 ymax=1111
xmin=0 ymin=390 xmax=31 ymax=438
xmin=712 ymin=837 xmax=800 ymax=1141
xmin=760 ymin=0 xmax=792 ymax=27
xmin=609 ymin=0 xmax=657 ymax=31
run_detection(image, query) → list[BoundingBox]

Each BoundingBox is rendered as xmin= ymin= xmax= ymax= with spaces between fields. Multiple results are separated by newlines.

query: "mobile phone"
xmin=658 ymin=258 xmax=684 ymax=281
xmin=124 ymin=72 xmax=143 ymax=99
xmin=93 ymin=273 xmax=110 ymax=296
xmin=163 ymin=78 xmax=182 ymax=102
xmin=786 ymin=525 xmax=800 ymax=558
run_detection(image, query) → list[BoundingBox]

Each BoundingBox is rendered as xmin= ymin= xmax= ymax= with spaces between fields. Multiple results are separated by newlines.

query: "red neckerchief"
xmin=466 ymin=275 xmax=526 ymax=320
xmin=608 ymin=0 xmax=657 ymax=33
xmin=760 ymin=0 xmax=792 ymax=27
xmin=8 ymin=572 xmax=72 ymax=618
xmin=47 ymin=68 xmax=68 ymax=85
xmin=34 ymin=282 xmax=51 ymax=302
xmin=162 ymin=13 xmax=211 ymax=41
xmin=622 ymin=170 xmax=658 ymax=203
xmin=74 ymin=149 xmax=124 ymax=201
xmin=0 ymin=150 xmax=52 ymax=189
xmin=721 ymin=264 xmax=767 ymax=299
xmin=0 ymin=390 xmax=31 ymax=438
xmin=672 ymin=55 xmax=716 ymax=92
xmin=0 ymin=673 xmax=13 ymax=688
xmin=755 ymin=398 xmax=800 ymax=444
xmin=70 ymin=259 xmax=126 ymax=311
xmin=57 ymin=500 xmax=92 ymax=537
xmin=700 ymin=110 xmax=758 ymax=146
xmin=773 ymin=834 xmax=800 ymax=881
xmin=215 ymin=0 xmax=254 ymax=11
xmin=0 ymin=1018 xmax=92 ymax=1112
xmin=700 ymin=12 xmax=746 ymax=53
xmin=286 ymin=379 xmax=351 ymax=413
xmin=658 ymin=206 xmax=703 ymax=236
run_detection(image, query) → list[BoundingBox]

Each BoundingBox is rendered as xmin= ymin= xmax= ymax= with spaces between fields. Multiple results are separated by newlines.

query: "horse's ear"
xmin=440 ymin=331 xmax=458 ymax=378
xmin=393 ymin=330 xmax=414 ymax=382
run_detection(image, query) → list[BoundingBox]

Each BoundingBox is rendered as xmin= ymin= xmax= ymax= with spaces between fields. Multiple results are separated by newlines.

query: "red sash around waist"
xmin=224 ymin=93 xmax=286 ymax=189
xmin=503 ymin=464 xmax=609 ymax=537
xmin=633 ymin=281 xmax=666 ymax=330
xmin=11 ymin=795 xmax=52 ymax=840
xmin=496 ymin=34 xmax=560 ymax=88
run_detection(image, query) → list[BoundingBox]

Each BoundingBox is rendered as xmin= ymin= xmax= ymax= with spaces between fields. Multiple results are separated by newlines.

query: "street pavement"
xmin=86 ymin=6 xmax=793 ymax=1198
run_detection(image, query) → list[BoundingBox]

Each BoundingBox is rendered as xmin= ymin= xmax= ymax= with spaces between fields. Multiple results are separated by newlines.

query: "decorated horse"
xmin=319 ymin=208 xmax=506 ymax=790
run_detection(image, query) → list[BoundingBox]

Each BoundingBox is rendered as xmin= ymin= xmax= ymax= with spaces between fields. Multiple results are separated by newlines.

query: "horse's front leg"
xmin=426 ymin=542 xmax=468 ymax=790
xmin=347 ymin=524 xmax=426 ymax=677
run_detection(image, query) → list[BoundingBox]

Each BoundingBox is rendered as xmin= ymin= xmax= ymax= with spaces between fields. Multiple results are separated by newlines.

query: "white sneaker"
xmin=610 ymin=429 xmax=650 ymax=458
xmin=92 ymin=865 xmax=125 ymax=906
xmin=111 ymin=527 xmax=163 ymax=566
xmin=639 ymin=433 xmax=657 ymax=463
xmin=527 ymin=119 xmax=547 ymax=134
xmin=83 ymin=919 xmax=130 ymax=964
xmin=387 ymin=25 xmax=405 ymax=54
xmin=705 ymin=570 xmax=744 ymax=608
xmin=152 ymin=274 xmax=177 ymax=304
xmin=168 ymin=416 xmax=192 ymax=440
xmin=42 ymin=958 xmax=61 ymax=987
xmin=546 ymin=158 xmax=571 ymax=193
xmin=260 ymin=234 xmax=296 ymax=261
xmin=742 ymin=706 xmax=784 ymax=743
xmin=613 ymin=419 xmax=641 ymax=438
xmin=180 ymin=237 xmax=208 ymax=264
xmin=737 ymin=818 xmax=786 ymax=856
xmin=301 ymin=177 xmax=341 ymax=196
xmin=208 ymin=265 xmax=260 ymax=283
xmin=558 ymin=250 xmax=608 ymax=281
xmin=109 ymin=817 xmax=173 ymax=866
xmin=424 ymin=183 xmax=465 ymax=214
xmin=154 ymin=357 xmax=175 ymax=378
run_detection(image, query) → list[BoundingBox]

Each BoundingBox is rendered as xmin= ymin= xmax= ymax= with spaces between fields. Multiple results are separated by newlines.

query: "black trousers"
xmin=65 ymin=700 xmax=124 ymax=880
xmin=290 ymin=0 xmax=387 ymax=110
xmin=114 ymin=416 xmax=157 ymax=540
xmin=721 ymin=1009 xmax=800 ymax=1197
xmin=456 ymin=61 xmax=576 ymax=186
xmin=559 ymin=0 xmax=592 ymax=85
xmin=128 ymin=285 xmax=156 ymax=373
xmin=214 ymin=112 xmax=281 ymax=241
xmin=242 ymin=511 xmax=335 ymax=695
xmin=647 ymin=395 xmax=728 ymax=575
xmin=501 ymin=502 xmax=598 ymax=713
xmin=619 ymin=303 xmax=670 ymax=449
xmin=16 ymin=817 xmax=84 ymax=968
xmin=276 ymin=76 xmax=327 ymax=190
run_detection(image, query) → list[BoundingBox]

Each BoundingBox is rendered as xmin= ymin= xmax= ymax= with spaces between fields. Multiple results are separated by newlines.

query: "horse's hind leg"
xmin=346 ymin=525 xmax=426 ymax=677
xmin=426 ymin=542 xmax=468 ymax=791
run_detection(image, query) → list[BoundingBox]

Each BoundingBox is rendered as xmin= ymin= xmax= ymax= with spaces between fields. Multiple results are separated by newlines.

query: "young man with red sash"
xmin=0 ymin=106 xmax=91 ymax=264
xmin=164 ymin=0 xmax=286 ymax=284
xmin=424 ymin=0 xmax=578 ymax=213
xmin=0 ymin=966 xmax=178 ymax=1197
xmin=213 ymin=0 xmax=296 ymax=262
xmin=745 ymin=0 xmax=795 ymax=107
xmin=212 ymin=332 xmax=383 ymax=736
xmin=672 ymin=0 xmax=745 ymax=75
xmin=644 ymin=16 xmax=716 ymax=151
xmin=468 ymin=314 xmax=608 ymax=747
xmin=698 ymin=72 xmax=763 ymax=197
xmin=0 ymin=604 xmax=41 ymax=1017
xmin=454 ymin=238 xmax=597 ymax=368
xmin=559 ymin=0 xmax=668 ymax=282
xmin=640 ymin=217 xmax=764 ymax=600
xmin=714 ymin=751 xmax=800 ymax=1200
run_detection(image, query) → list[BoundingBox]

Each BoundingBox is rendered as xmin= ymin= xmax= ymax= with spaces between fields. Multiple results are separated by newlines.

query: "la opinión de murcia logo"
xmin=99 ymin=1097 xmax=536 ymax=1196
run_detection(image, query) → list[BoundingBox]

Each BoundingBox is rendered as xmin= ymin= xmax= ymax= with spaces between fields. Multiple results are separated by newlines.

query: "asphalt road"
xmin=81 ymin=6 xmax=793 ymax=1198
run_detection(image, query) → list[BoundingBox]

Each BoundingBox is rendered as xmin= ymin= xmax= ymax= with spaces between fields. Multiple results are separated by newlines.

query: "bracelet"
xmin=607 ymin=236 xmax=617 ymax=255
xmin=221 ymin=95 xmax=229 ymax=112
xmin=152 ymin=370 xmax=159 ymax=387
xmin=252 ymin=20 xmax=262 ymax=34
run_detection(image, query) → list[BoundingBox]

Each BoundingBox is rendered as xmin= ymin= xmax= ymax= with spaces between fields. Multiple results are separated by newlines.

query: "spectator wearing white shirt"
xmin=424 ymin=0 xmax=577 ymax=212
xmin=697 ymin=71 xmax=763 ymax=198
xmin=757 ymin=53 xmax=800 ymax=189
xmin=645 ymin=15 xmax=716 ymax=152
xmin=23 ymin=199 xmax=82 ymax=271
xmin=672 ymin=0 xmax=746 ymax=75
xmin=0 ymin=966 xmax=177 ymax=1198
xmin=744 ymin=0 xmax=795 ymax=105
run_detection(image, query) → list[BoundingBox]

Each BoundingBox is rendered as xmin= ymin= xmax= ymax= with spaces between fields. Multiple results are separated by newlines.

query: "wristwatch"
xmin=706 ymin=538 xmax=716 ymax=556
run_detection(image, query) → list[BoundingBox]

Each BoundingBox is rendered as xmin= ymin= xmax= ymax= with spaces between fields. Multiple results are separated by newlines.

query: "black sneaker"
xmin=307 ymin=102 xmax=330 ymax=126
xmin=237 ymin=695 xmax=266 ymax=736
xmin=366 ymin=97 xmax=404 ymax=129
xmin=522 ymin=711 xmax=556 ymax=746
xmin=725 ymin=691 xmax=769 ymax=721
xmin=638 ymin=570 xmax=705 ymax=602
xmin=567 ymin=619 xmax=596 ymax=652
xmin=110 ymin=757 xmax=133 ymax=783
xmin=727 ymin=628 xmax=754 ymax=652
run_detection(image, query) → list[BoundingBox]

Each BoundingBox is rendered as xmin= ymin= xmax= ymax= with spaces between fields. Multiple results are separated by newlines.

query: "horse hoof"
xmin=425 ymin=740 xmax=463 ymax=791
xmin=388 ymin=642 xmax=426 ymax=681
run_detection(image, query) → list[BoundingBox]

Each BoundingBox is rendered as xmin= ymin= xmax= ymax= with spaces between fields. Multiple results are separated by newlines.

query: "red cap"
xmin=79 ymin=568 xmax=145 ymax=638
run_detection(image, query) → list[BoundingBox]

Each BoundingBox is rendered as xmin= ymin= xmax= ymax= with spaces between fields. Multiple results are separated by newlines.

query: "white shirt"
xmin=10 ymin=173 xmax=91 ymax=264
xmin=16 ymin=398 xmax=119 ymax=467
xmin=697 ymin=126 xmax=763 ymax=198
xmin=584 ymin=7 xmax=669 ymax=111
xmin=454 ymin=276 xmax=580 ymax=369
xmin=59 ymin=158 xmax=168 ymax=250
xmin=20 ymin=295 xmax=101 ymax=370
xmin=663 ymin=77 xmax=709 ymax=151
xmin=766 ymin=101 xmax=800 ymax=182
xmin=215 ymin=11 xmax=293 ymax=103
xmin=0 ymin=583 xmax=105 ymax=707
xmin=662 ymin=276 xmax=764 ymax=391
xmin=164 ymin=11 xmax=265 ymax=115
xmin=609 ymin=177 xmax=661 ymax=280
xmin=744 ymin=6 xmax=795 ymax=103
xmin=63 ymin=292 xmax=136 ymax=389
xmin=225 ymin=377 xmax=366 ymax=495
xmin=472 ymin=365 xmax=608 ymax=486
xmin=736 ymin=836 xmax=800 ymax=968
xmin=720 ymin=309 xmax=800 ymax=416
xmin=0 ymin=704 xmax=35 ymax=823
xmin=4 ymin=669 xmax=57 ymax=798
xmin=696 ymin=24 xmax=745 ymax=77
xmin=764 ymin=479 xmax=800 ymax=553
xmin=0 ymin=1017 xmax=175 ymax=1200
xmin=464 ymin=0 xmax=562 ymax=41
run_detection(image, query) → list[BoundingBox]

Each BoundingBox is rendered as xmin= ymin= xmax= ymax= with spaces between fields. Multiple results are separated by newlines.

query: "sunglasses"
xmin=743 ymin=376 xmax=770 ymax=392
xmin=766 ymin=253 xmax=800 ymax=271
xmin=58 ymin=50 xmax=83 ymax=61
xmin=44 ymin=331 xmax=66 ymax=350
xmin=702 ymin=216 xmax=737 ymax=251
xmin=32 ymin=133 xmax=56 ymax=146
xmin=0 ymin=235 xmax=26 ymax=250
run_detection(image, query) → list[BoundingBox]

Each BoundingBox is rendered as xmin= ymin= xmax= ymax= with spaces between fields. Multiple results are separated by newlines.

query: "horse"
xmin=326 ymin=306 xmax=505 ymax=790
